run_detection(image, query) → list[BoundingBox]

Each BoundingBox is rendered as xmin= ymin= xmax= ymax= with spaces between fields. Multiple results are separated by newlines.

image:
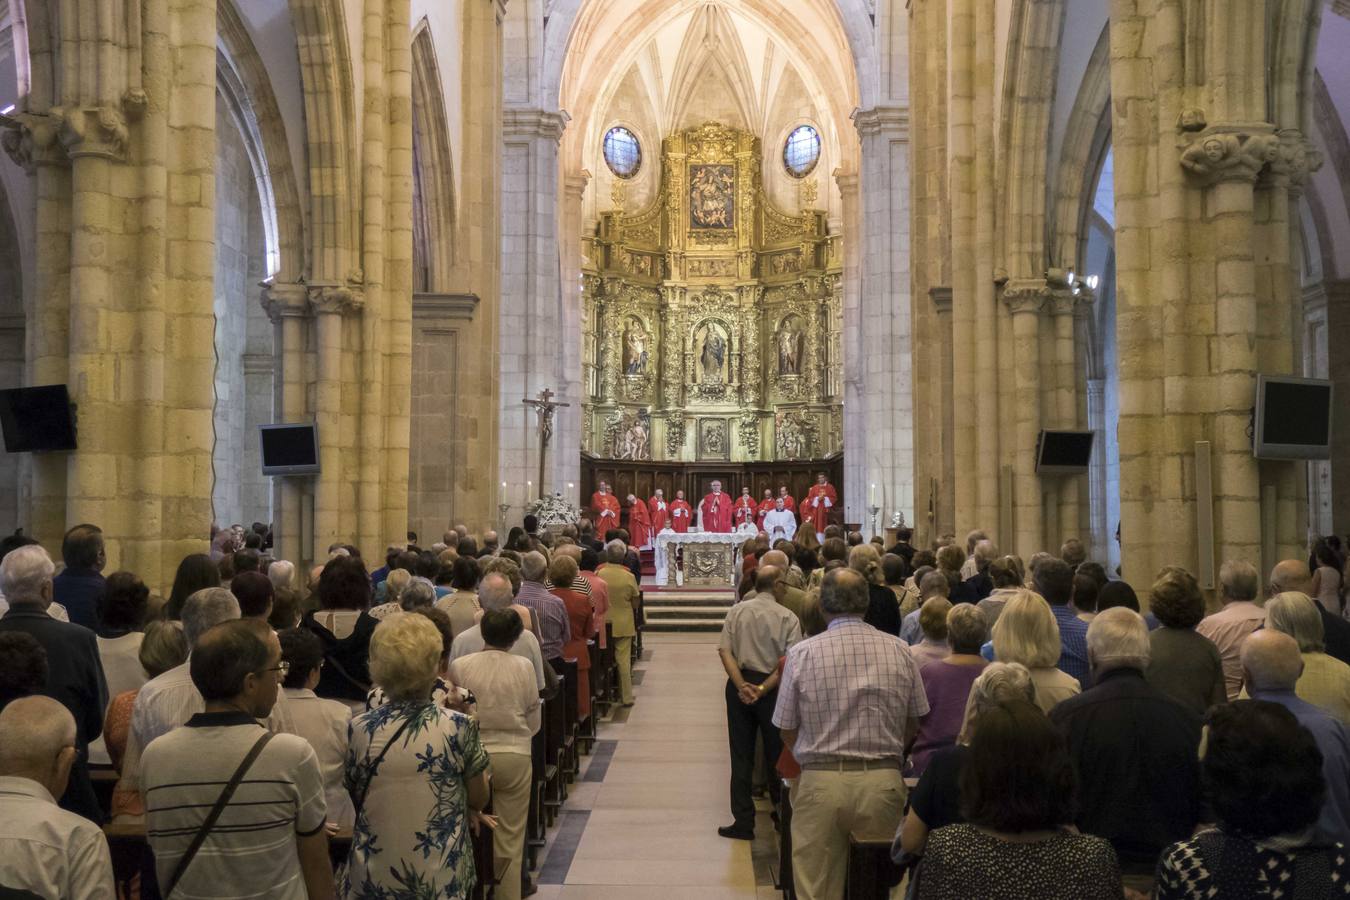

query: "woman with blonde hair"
xmin=344 ymin=613 xmax=491 ymax=898
xmin=368 ymin=568 xmax=412 ymax=620
xmin=1266 ymin=591 xmax=1350 ymax=724
xmin=989 ymin=589 xmax=1081 ymax=712
xmin=850 ymin=543 xmax=901 ymax=635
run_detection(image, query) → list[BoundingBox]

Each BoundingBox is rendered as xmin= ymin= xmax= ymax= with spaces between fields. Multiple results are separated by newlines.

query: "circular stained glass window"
xmin=783 ymin=125 xmax=821 ymax=178
xmin=603 ymin=126 xmax=642 ymax=179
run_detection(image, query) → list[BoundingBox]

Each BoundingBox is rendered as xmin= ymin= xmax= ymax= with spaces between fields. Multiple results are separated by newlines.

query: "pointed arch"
xmin=411 ymin=18 xmax=456 ymax=292
xmin=1048 ymin=22 xmax=1111 ymax=272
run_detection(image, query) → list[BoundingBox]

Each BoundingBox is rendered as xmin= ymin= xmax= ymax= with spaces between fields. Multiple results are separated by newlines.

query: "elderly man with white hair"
xmin=514 ymin=551 xmax=572 ymax=667
xmin=0 ymin=544 xmax=107 ymax=823
xmin=1264 ymin=590 xmax=1350 ymax=724
xmin=1049 ymin=607 xmax=1202 ymax=891
xmin=0 ymin=695 xmax=115 ymax=898
xmin=598 ymin=539 xmax=640 ymax=706
xmin=1271 ymin=558 xmax=1350 ymax=665
xmin=447 ymin=572 xmax=546 ymax=693
xmin=1242 ymin=628 xmax=1350 ymax=844
xmin=1195 ymin=559 xmax=1268 ymax=699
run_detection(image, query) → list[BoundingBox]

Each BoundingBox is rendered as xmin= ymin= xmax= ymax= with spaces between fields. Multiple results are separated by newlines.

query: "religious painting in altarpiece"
xmin=582 ymin=122 xmax=844 ymax=464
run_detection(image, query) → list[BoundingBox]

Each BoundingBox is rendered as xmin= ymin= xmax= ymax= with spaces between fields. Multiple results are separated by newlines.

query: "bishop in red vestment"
xmin=626 ymin=494 xmax=653 ymax=548
xmin=777 ymin=485 xmax=797 ymax=516
xmin=649 ymin=489 xmax=670 ymax=533
xmin=591 ymin=482 xmax=621 ymax=534
xmin=669 ymin=491 xmax=693 ymax=533
xmin=700 ymin=481 xmax=735 ymax=533
xmin=802 ymin=473 xmax=837 ymax=538
xmin=756 ymin=489 xmax=776 ymax=531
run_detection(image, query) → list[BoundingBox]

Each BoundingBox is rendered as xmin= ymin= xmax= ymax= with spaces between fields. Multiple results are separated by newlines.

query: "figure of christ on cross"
xmin=522 ymin=388 xmax=570 ymax=500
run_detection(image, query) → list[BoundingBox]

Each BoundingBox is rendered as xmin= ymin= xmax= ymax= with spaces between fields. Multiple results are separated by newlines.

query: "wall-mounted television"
xmin=1253 ymin=374 xmax=1333 ymax=460
xmin=0 ymin=385 xmax=78 ymax=452
xmin=1036 ymin=430 xmax=1095 ymax=474
xmin=260 ymin=423 xmax=321 ymax=476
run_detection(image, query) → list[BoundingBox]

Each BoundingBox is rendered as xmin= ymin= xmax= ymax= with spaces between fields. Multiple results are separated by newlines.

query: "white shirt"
xmin=450 ymin=650 xmax=541 ymax=755
xmin=282 ymin=687 xmax=354 ymax=826
xmin=89 ymin=632 xmax=147 ymax=765
xmin=0 ymin=596 xmax=69 ymax=621
xmin=116 ymin=659 xmax=297 ymax=800
xmin=0 ymin=776 xmax=115 ymax=900
xmin=762 ymin=508 xmax=798 ymax=540
xmin=449 ymin=624 xmax=547 ymax=692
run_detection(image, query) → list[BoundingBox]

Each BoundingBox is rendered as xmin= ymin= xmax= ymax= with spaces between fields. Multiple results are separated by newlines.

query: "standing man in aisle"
xmin=598 ymin=541 xmax=639 ymax=707
xmin=718 ymin=565 xmax=802 ymax=841
xmin=802 ymin=473 xmax=837 ymax=542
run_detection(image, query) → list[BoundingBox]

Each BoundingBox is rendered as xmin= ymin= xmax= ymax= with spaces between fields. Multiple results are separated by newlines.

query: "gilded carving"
xmin=688 ymin=257 xmax=736 ymax=278
xmin=689 ymin=164 xmax=736 ymax=229
xmin=775 ymin=409 xmax=818 ymax=460
xmin=665 ymin=414 xmax=687 ymax=456
xmin=699 ymin=419 xmax=729 ymax=460
xmin=739 ymin=415 xmax=761 ymax=459
xmin=683 ymin=544 xmax=735 ymax=585
xmin=605 ymin=408 xmax=651 ymax=460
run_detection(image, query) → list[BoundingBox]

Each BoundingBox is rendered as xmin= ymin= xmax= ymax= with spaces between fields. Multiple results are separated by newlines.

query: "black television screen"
xmin=1036 ymin=430 xmax=1094 ymax=474
xmin=260 ymin=423 xmax=320 ymax=475
xmin=0 ymin=385 xmax=77 ymax=452
xmin=1254 ymin=375 xmax=1333 ymax=460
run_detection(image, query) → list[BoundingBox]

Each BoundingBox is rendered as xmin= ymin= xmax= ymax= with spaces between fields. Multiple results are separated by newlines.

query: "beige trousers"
xmin=790 ymin=767 xmax=907 ymax=900
xmin=614 ymin=635 xmax=634 ymax=704
xmin=489 ymin=751 xmax=533 ymax=900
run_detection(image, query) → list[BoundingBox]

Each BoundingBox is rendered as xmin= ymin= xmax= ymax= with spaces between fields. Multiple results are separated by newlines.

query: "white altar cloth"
xmin=653 ymin=530 xmax=745 ymax=585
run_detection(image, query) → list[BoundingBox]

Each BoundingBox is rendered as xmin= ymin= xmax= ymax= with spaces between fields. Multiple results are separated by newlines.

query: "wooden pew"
xmin=556 ymin=657 xmax=581 ymax=780
xmin=846 ymin=830 xmax=904 ymax=900
xmin=772 ymin=777 xmax=795 ymax=900
xmin=543 ymin=672 xmax=569 ymax=816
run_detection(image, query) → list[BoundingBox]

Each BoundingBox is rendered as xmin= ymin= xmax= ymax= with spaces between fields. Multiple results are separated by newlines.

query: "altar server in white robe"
xmin=762 ymin=498 xmax=797 ymax=542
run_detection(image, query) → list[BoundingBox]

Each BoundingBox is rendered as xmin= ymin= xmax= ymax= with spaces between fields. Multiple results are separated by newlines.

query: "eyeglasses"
xmin=263 ymin=661 xmax=291 ymax=677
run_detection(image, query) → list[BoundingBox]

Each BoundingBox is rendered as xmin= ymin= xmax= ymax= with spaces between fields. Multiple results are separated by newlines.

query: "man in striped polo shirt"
xmin=141 ymin=619 xmax=333 ymax=899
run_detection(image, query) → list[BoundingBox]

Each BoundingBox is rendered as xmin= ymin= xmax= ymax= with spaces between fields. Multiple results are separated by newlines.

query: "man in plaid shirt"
xmin=772 ymin=568 xmax=929 ymax=900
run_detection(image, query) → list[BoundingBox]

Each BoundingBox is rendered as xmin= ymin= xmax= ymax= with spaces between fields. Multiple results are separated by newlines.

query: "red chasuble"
xmin=669 ymin=499 xmax=693 ymax=533
xmin=802 ymin=483 xmax=837 ymax=534
xmin=700 ymin=492 xmax=735 ymax=533
xmin=648 ymin=496 xmax=669 ymax=533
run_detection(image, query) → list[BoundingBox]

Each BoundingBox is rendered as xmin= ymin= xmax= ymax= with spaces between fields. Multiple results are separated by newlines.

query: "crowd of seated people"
xmin=0 ymin=518 xmax=640 ymax=899
xmin=714 ymin=523 xmax=1350 ymax=899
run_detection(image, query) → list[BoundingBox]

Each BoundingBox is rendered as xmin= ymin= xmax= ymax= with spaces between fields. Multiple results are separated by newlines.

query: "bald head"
xmin=1270 ymin=560 xmax=1313 ymax=597
xmin=754 ymin=565 xmax=783 ymax=594
xmin=0 ymin=695 xmax=77 ymax=795
xmin=479 ymin=572 xmax=515 ymax=611
xmin=759 ymin=549 xmax=790 ymax=571
xmin=1241 ymin=629 xmax=1304 ymax=692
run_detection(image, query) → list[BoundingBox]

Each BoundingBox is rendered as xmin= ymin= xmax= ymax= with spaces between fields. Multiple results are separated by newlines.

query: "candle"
xmin=870 ymin=483 xmax=876 ymax=505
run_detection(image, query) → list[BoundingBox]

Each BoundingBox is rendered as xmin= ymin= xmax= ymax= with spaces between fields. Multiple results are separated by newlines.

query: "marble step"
xmin=645 ymin=605 xmax=736 ymax=619
xmin=643 ymin=619 xmax=726 ymax=633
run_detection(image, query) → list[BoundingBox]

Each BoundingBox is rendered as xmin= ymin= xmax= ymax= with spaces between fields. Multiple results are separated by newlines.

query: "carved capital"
xmin=852 ymin=105 xmax=909 ymax=141
xmin=260 ymin=281 xmax=311 ymax=324
xmin=564 ymin=170 xmax=590 ymax=201
xmin=1264 ymin=128 xmax=1323 ymax=194
xmin=929 ymin=286 xmax=952 ymax=315
xmin=1002 ymin=279 xmax=1048 ymax=316
xmin=57 ymin=106 xmax=131 ymax=162
xmin=1 ymin=111 xmax=68 ymax=172
xmin=1178 ymin=124 xmax=1278 ymax=185
xmin=308 ymin=283 xmax=364 ymax=316
xmin=503 ymin=107 xmax=569 ymax=142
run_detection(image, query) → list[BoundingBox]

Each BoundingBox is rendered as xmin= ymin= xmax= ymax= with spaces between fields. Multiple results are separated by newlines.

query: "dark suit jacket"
xmin=1315 ymin=599 xmax=1350 ymax=666
xmin=0 ymin=606 xmax=108 ymax=822
xmin=951 ymin=572 xmax=993 ymax=604
xmin=52 ymin=567 xmax=106 ymax=631
xmin=864 ymin=583 xmax=901 ymax=636
xmin=1050 ymin=668 xmax=1201 ymax=873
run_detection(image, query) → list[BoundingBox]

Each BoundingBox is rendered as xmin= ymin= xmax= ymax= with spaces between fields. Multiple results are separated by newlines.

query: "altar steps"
xmin=642 ymin=589 xmax=736 ymax=633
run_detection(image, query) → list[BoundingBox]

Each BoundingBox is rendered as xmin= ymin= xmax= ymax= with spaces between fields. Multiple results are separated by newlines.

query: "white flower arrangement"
xmin=528 ymin=492 xmax=582 ymax=526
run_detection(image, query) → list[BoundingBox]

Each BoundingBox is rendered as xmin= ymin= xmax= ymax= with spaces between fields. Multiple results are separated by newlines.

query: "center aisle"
xmin=533 ymin=632 xmax=776 ymax=900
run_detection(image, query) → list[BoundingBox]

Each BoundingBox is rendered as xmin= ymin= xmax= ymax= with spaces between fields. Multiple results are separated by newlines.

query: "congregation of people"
xmin=715 ymin=523 xmax=1350 ymax=899
xmin=0 ymin=516 xmax=644 ymax=899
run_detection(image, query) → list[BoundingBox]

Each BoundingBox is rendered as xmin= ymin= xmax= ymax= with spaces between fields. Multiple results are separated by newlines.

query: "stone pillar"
xmin=1050 ymin=286 xmax=1083 ymax=544
xmin=851 ymin=107 xmax=913 ymax=526
xmin=310 ymin=285 xmax=361 ymax=559
xmin=931 ymin=287 xmax=955 ymax=543
xmin=559 ymin=171 xmax=590 ymax=507
xmin=500 ymin=107 xmax=569 ymax=502
xmin=1003 ymin=281 xmax=1045 ymax=557
xmin=948 ymin=0 xmax=977 ymax=535
xmin=262 ymin=281 xmax=310 ymax=566
xmin=835 ymin=169 xmax=862 ymax=523
xmin=1328 ymin=280 xmax=1350 ymax=535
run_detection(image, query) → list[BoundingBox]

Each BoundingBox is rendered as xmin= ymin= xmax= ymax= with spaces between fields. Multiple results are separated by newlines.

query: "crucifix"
xmin=522 ymin=388 xmax=570 ymax=500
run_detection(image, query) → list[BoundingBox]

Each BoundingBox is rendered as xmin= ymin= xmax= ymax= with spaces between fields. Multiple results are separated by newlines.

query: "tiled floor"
xmin=532 ymin=633 xmax=778 ymax=900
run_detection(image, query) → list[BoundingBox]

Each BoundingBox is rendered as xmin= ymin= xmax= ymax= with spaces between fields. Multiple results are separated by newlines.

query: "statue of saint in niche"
xmin=623 ymin=319 xmax=649 ymax=376
xmin=778 ymin=319 xmax=803 ymax=376
xmin=698 ymin=323 xmax=727 ymax=385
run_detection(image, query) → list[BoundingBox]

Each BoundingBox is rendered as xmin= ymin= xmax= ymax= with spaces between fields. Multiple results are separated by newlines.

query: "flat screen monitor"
xmin=1036 ymin=430 xmax=1095 ymax=474
xmin=0 ymin=385 xmax=77 ymax=452
xmin=1254 ymin=374 xmax=1333 ymax=460
xmin=260 ymin=423 xmax=320 ymax=476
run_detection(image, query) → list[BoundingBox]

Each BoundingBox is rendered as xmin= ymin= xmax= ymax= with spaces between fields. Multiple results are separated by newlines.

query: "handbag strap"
xmin=352 ymin=715 xmax=415 ymax=822
xmin=164 ymin=730 xmax=275 ymax=898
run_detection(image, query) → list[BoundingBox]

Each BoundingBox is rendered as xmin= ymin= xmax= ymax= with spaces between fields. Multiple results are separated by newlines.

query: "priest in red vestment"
xmin=591 ymin=482 xmax=621 ymax=534
xmin=669 ymin=490 xmax=693 ymax=533
xmin=699 ymin=480 xmax=735 ymax=533
xmin=777 ymin=485 xmax=797 ymax=516
xmin=733 ymin=487 xmax=757 ymax=529
xmin=649 ymin=489 xmax=670 ymax=533
xmin=802 ymin=472 xmax=837 ymax=539
xmin=626 ymin=493 xmax=653 ymax=548
xmin=756 ymin=489 xmax=776 ymax=531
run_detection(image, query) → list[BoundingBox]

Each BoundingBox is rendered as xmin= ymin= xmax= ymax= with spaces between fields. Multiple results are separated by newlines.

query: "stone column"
xmin=310 ymin=284 xmax=361 ymax=559
xmin=1328 ymin=279 xmax=1350 ymax=535
xmin=835 ymin=169 xmax=862 ymax=521
xmin=948 ymin=0 xmax=977 ymax=534
xmin=559 ymin=171 xmax=590 ymax=507
xmin=262 ymin=281 xmax=310 ymax=565
xmin=931 ymin=287 xmax=955 ymax=542
xmin=500 ymin=107 xmax=568 ymax=501
xmin=851 ymin=107 xmax=913 ymax=526
xmin=1049 ymin=285 xmax=1083 ymax=544
xmin=1002 ymin=280 xmax=1045 ymax=557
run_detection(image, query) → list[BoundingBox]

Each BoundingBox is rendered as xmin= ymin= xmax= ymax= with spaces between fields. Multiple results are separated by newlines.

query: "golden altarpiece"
xmin=582 ymin=123 xmax=843 ymax=464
